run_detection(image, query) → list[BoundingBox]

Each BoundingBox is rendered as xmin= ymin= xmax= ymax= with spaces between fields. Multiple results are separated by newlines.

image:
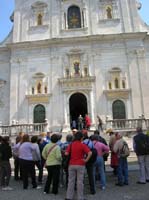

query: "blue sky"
xmin=0 ymin=0 xmax=149 ymax=42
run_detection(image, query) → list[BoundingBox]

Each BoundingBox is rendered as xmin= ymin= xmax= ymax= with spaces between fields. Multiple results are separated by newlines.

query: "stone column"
xmin=63 ymin=93 xmax=70 ymax=132
xmin=135 ymin=49 xmax=146 ymax=116
xmin=89 ymin=90 xmax=96 ymax=130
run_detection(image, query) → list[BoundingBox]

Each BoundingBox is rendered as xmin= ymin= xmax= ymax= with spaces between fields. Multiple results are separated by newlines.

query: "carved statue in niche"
xmin=37 ymin=82 xmax=41 ymax=93
xmin=74 ymin=61 xmax=80 ymax=75
xmin=106 ymin=7 xmax=112 ymax=19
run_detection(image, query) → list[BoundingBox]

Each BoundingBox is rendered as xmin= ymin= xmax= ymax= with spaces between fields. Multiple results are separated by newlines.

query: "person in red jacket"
xmin=85 ymin=114 xmax=91 ymax=130
xmin=65 ymin=131 xmax=92 ymax=200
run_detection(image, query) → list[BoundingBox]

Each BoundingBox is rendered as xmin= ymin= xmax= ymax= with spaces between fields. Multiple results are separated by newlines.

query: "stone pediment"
xmin=59 ymin=76 xmax=95 ymax=92
xmin=103 ymin=89 xmax=131 ymax=100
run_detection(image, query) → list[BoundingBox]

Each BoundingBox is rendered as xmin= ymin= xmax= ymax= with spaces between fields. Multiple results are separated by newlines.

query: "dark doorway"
xmin=69 ymin=93 xmax=88 ymax=127
xmin=33 ymin=104 xmax=46 ymax=123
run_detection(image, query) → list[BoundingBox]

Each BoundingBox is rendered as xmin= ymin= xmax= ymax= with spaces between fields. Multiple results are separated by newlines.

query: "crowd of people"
xmin=0 ymin=127 xmax=149 ymax=200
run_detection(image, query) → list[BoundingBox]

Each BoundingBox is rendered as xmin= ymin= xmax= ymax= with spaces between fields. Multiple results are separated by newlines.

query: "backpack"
xmin=62 ymin=143 xmax=72 ymax=170
xmin=134 ymin=135 xmax=149 ymax=155
xmin=87 ymin=148 xmax=98 ymax=163
xmin=86 ymin=140 xmax=97 ymax=164
xmin=145 ymin=136 xmax=149 ymax=154
xmin=119 ymin=141 xmax=130 ymax=158
xmin=98 ymin=136 xmax=109 ymax=161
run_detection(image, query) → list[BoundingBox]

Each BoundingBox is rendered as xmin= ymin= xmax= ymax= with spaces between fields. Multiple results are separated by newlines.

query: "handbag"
xmin=44 ymin=144 xmax=57 ymax=167
xmin=62 ymin=143 xmax=72 ymax=170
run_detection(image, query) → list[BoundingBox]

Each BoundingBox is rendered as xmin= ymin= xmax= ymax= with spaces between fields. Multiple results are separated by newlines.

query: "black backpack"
xmin=134 ymin=134 xmax=149 ymax=155
xmin=86 ymin=140 xmax=97 ymax=164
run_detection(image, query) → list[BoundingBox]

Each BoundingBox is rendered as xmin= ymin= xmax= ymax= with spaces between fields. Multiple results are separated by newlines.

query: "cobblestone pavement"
xmin=0 ymin=167 xmax=149 ymax=200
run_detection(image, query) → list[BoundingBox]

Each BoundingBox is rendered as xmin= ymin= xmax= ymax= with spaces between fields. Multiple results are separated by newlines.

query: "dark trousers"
xmin=44 ymin=165 xmax=60 ymax=194
xmin=14 ymin=157 xmax=22 ymax=180
xmin=19 ymin=159 xmax=37 ymax=189
xmin=34 ymin=160 xmax=43 ymax=183
xmin=86 ymin=162 xmax=95 ymax=193
xmin=0 ymin=161 xmax=11 ymax=187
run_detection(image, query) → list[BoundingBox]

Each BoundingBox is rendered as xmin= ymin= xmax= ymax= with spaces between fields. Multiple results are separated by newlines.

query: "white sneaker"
xmin=2 ymin=186 xmax=13 ymax=191
xmin=36 ymin=186 xmax=42 ymax=190
xmin=101 ymin=186 xmax=105 ymax=190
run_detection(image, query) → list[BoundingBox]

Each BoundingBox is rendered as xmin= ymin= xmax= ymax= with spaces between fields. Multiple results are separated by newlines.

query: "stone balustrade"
xmin=106 ymin=118 xmax=149 ymax=132
xmin=0 ymin=123 xmax=48 ymax=136
xmin=0 ymin=118 xmax=149 ymax=137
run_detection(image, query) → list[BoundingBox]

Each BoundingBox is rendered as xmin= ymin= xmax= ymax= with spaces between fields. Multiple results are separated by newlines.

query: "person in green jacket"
xmin=42 ymin=134 xmax=62 ymax=194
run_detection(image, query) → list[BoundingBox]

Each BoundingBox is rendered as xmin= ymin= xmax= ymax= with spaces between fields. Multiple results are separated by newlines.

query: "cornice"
xmin=6 ymin=32 xmax=148 ymax=50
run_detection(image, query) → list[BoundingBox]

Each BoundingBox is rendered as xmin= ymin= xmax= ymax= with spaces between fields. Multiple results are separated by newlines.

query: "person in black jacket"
xmin=0 ymin=136 xmax=13 ymax=190
xmin=133 ymin=127 xmax=149 ymax=184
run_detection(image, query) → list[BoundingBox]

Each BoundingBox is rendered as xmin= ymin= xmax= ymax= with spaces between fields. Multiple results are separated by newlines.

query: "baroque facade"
xmin=0 ymin=0 xmax=149 ymax=131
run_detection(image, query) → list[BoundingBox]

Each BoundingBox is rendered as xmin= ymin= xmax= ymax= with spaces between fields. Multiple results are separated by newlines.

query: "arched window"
xmin=108 ymin=82 xmax=112 ymax=89
xmin=84 ymin=67 xmax=88 ymax=76
xmin=37 ymin=13 xmax=43 ymax=25
xmin=106 ymin=6 xmax=112 ymax=19
xmin=112 ymin=100 xmax=126 ymax=119
xmin=114 ymin=78 xmax=119 ymax=89
xmin=122 ymin=80 xmax=126 ymax=89
xmin=68 ymin=6 xmax=81 ymax=29
xmin=44 ymin=86 xmax=47 ymax=94
xmin=34 ymin=104 xmax=46 ymax=123
xmin=37 ymin=82 xmax=42 ymax=93
xmin=32 ymin=87 xmax=34 ymax=94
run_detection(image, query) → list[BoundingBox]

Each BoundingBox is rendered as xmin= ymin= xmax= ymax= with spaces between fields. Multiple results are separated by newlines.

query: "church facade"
xmin=0 ymin=0 xmax=149 ymax=131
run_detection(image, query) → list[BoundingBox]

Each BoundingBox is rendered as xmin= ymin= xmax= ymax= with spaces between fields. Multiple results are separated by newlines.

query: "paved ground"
xmin=0 ymin=165 xmax=149 ymax=200
xmin=0 ymin=133 xmax=147 ymax=200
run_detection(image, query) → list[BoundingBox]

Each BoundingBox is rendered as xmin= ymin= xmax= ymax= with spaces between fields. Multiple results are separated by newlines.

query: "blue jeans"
xmin=94 ymin=156 xmax=106 ymax=187
xmin=117 ymin=157 xmax=128 ymax=184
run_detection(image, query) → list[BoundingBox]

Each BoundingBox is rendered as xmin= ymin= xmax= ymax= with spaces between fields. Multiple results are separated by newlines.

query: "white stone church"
xmin=0 ymin=0 xmax=149 ymax=131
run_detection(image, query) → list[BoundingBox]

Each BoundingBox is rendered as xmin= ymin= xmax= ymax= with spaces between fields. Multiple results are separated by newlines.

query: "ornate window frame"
xmin=29 ymin=1 xmax=49 ymax=30
xmin=26 ymin=72 xmax=51 ymax=104
xmin=60 ymin=0 xmax=87 ymax=31
xmin=98 ymin=0 xmax=120 ymax=23
xmin=103 ymin=67 xmax=130 ymax=100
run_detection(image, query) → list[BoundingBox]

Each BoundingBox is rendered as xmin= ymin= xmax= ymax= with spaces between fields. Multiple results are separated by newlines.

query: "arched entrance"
xmin=112 ymin=100 xmax=126 ymax=119
xmin=33 ymin=104 xmax=46 ymax=123
xmin=69 ymin=93 xmax=88 ymax=128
